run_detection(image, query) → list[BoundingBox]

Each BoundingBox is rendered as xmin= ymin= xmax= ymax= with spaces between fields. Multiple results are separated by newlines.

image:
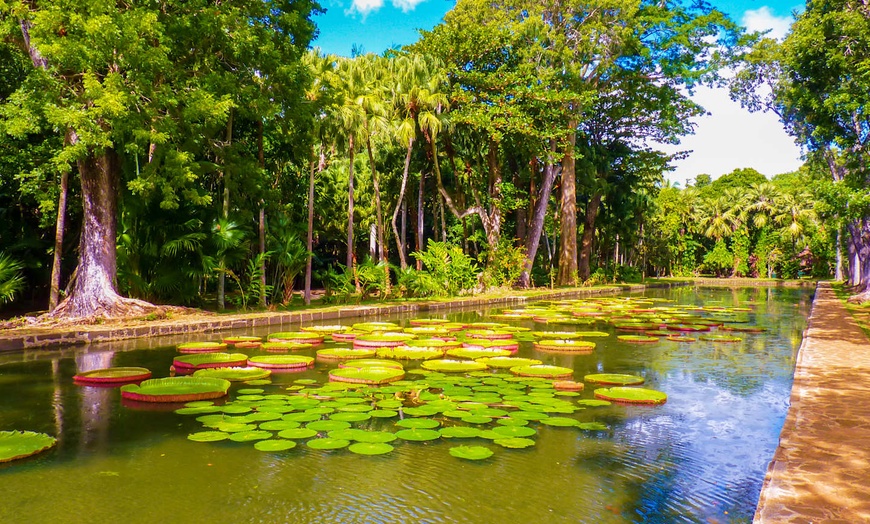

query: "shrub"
xmin=702 ymin=240 xmax=734 ymax=277
xmin=480 ymin=238 xmax=526 ymax=289
xmin=410 ymin=240 xmax=479 ymax=297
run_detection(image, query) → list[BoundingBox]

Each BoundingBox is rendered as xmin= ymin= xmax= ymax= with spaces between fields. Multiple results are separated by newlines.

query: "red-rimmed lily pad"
xmin=510 ymin=365 xmax=573 ymax=379
xmin=533 ymin=339 xmax=596 ymax=353
xmin=352 ymin=322 xmax=400 ymax=332
xmin=121 ymin=377 xmax=231 ymax=403
xmin=553 ymin=380 xmax=584 ymax=391
xmin=0 ymin=431 xmax=57 ymax=463
xmin=449 ymin=445 xmax=493 ymax=460
xmin=616 ymin=335 xmax=660 ymax=344
xmin=329 ymin=367 xmax=405 ymax=385
xmin=316 ymin=347 xmax=377 ymax=361
xmin=699 ymin=334 xmax=743 ymax=343
xmin=408 ymin=318 xmax=449 ymax=326
xmin=464 ymin=329 xmax=515 ymax=340
xmin=594 ymin=387 xmax=667 ymax=405
xmin=193 ymin=367 xmax=271 ymax=382
xmin=667 ymin=324 xmax=711 ymax=332
xmin=460 ymin=340 xmax=520 ymax=352
xmin=173 ymin=353 xmax=248 ymax=372
xmin=301 ymin=324 xmax=350 ymax=335
xmin=261 ymin=342 xmax=314 ymax=352
xmin=268 ymin=332 xmax=324 ymax=344
xmin=406 ymin=338 xmax=462 ymax=349
xmin=74 ymin=367 xmax=152 ymax=386
xmin=222 ymin=336 xmax=263 ymax=348
xmin=248 ymin=355 xmax=315 ymax=370
xmin=353 ymin=333 xmax=417 ymax=348
xmin=584 ymin=373 xmax=645 ymax=386
xmin=177 ymin=342 xmax=227 ymax=353
xmin=475 ymin=356 xmax=542 ymax=369
xmin=421 ymin=359 xmax=488 ymax=373
xmin=666 ymin=335 xmax=696 ymax=342
xmin=447 ymin=347 xmax=512 ymax=359
xmin=338 ymin=359 xmax=404 ymax=370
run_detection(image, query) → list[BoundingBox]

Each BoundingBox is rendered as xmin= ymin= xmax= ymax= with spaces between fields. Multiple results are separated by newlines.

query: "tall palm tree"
xmin=745 ymin=182 xmax=780 ymax=228
xmin=774 ymin=192 xmax=817 ymax=245
xmin=698 ymin=195 xmax=739 ymax=241
xmin=388 ymin=54 xmax=448 ymax=269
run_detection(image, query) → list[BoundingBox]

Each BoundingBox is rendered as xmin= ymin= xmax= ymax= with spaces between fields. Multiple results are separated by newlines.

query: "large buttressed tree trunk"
xmin=847 ymin=218 xmax=870 ymax=302
xmin=50 ymin=149 xmax=153 ymax=318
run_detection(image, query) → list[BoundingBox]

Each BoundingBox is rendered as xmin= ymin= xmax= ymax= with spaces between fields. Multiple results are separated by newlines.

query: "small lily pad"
xmin=277 ymin=428 xmax=318 ymax=439
xmin=493 ymin=437 xmax=536 ymax=449
xmin=577 ymin=422 xmax=609 ymax=430
xmin=539 ymin=417 xmax=579 ymax=427
xmin=348 ymin=442 xmax=394 ymax=455
xmin=422 ymin=360 xmax=488 ymax=373
xmin=510 ymin=365 xmax=573 ymax=379
xmin=440 ymin=427 xmax=482 ymax=438
xmin=306 ymin=438 xmax=350 ymax=450
xmin=395 ymin=429 xmax=442 ymax=441
xmin=254 ymin=439 xmax=297 ymax=452
xmin=492 ymin=426 xmax=537 ymax=438
xmin=306 ymin=420 xmax=351 ymax=432
xmin=449 ymin=445 xmax=493 ymax=460
xmin=187 ymin=431 xmax=230 ymax=442
xmin=228 ymin=430 xmax=272 ymax=442
xmin=395 ymin=418 xmax=440 ymax=429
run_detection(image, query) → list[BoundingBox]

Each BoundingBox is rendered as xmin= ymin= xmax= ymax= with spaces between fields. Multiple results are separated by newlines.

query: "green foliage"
xmin=479 ymin=238 xmax=526 ymax=289
xmin=703 ymin=240 xmax=734 ymax=277
xmin=409 ymin=240 xmax=479 ymax=297
xmin=0 ymin=253 xmax=24 ymax=305
xmin=731 ymin=227 xmax=750 ymax=277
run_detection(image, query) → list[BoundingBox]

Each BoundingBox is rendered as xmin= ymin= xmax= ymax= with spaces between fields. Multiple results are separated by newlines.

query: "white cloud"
xmin=742 ymin=6 xmax=792 ymax=40
xmin=661 ymin=85 xmax=804 ymax=187
xmin=391 ymin=0 xmax=427 ymax=12
xmin=347 ymin=0 xmax=384 ymax=17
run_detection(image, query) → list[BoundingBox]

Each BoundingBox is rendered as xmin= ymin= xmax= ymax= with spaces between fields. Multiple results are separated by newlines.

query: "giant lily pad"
xmin=193 ymin=367 xmax=271 ymax=382
xmin=352 ymin=322 xmax=400 ymax=332
xmin=261 ymin=342 xmax=313 ymax=352
xmin=510 ymin=365 xmax=573 ymax=379
xmin=317 ymin=348 xmax=377 ymax=361
xmin=408 ymin=318 xmax=449 ymax=326
xmin=421 ymin=359 xmax=488 ymax=373
xmin=460 ymin=340 xmax=520 ymax=352
xmin=406 ymin=339 xmax=462 ymax=350
xmin=338 ymin=359 xmax=404 ymax=370
xmin=0 ymin=431 xmax=57 ymax=463
xmin=475 ymin=356 xmax=542 ymax=369
xmin=594 ymin=387 xmax=667 ymax=405
xmin=493 ymin=437 xmax=536 ymax=449
xmin=173 ymin=353 xmax=248 ymax=372
xmin=584 ymin=373 xmax=645 ymax=386
xmin=353 ymin=333 xmax=417 ymax=348
xmin=329 ymin=367 xmax=405 ymax=385
xmin=248 ymin=355 xmax=314 ymax=370
xmin=699 ymin=334 xmax=743 ymax=343
xmin=464 ymin=329 xmax=515 ymax=340
xmin=222 ymin=336 xmax=263 ymax=348
xmin=533 ymin=340 xmax=596 ymax=353
xmin=447 ymin=347 xmax=512 ymax=359
xmin=268 ymin=332 xmax=324 ymax=344
xmin=301 ymin=324 xmax=350 ymax=335
xmin=616 ymin=335 xmax=660 ymax=344
xmin=177 ymin=342 xmax=227 ymax=353
xmin=74 ymin=367 xmax=151 ymax=386
xmin=121 ymin=377 xmax=231 ymax=403
xmin=449 ymin=445 xmax=493 ymax=460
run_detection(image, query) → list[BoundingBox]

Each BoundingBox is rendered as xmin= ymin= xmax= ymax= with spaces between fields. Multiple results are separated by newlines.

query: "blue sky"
xmin=312 ymin=0 xmax=806 ymax=186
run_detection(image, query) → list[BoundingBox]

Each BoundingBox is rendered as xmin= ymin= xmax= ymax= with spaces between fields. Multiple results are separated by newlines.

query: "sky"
xmin=311 ymin=0 xmax=805 ymax=188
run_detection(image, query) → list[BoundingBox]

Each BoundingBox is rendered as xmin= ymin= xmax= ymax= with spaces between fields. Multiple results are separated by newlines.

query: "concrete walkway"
xmin=755 ymin=282 xmax=870 ymax=522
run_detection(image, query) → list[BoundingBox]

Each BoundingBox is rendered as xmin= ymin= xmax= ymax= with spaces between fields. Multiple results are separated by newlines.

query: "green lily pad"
xmin=699 ymin=334 xmax=743 ymax=343
xmin=348 ymin=442 xmax=394 ymax=455
xmin=259 ymin=420 xmax=301 ymax=431
xmin=228 ymin=430 xmax=272 ymax=442
xmin=305 ymin=420 xmax=350 ymax=432
xmin=173 ymin=353 xmax=249 ymax=371
xmin=476 ymin=356 xmax=543 ymax=369
xmin=268 ymin=332 xmax=324 ymax=343
xmin=493 ymin=437 xmax=536 ymax=449
xmin=440 ymin=427 xmax=482 ymax=438
xmin=277 ymin=428 xmax=318 ymax=439
xmin=422 ymin=359 xmax=488 ymax=373
xmin=329 ymin=412 xmax=372 ymax=422
xmin=306 ymin=438 xmax=350 ymax=450
xmin=254 ymin=439 xmax=297 ymax=452
xmin=584 ymin=373 xmax=645 ymax=386
xmin=449 ymin=445 xmax=493 ymax=460
xmin=533 ymin=340 xmax=596 ymax=352
xmin=461 ymin=415 xmax=493 ymax=424
xmin=395 ymin=418 xmax=440 ymax=429
xmin=406 ymin=338 xmax=462 ymax=349
xmin=616 ymin=335 xmax=660 ymax=343
xmin=317 ymin=348 xmax=377 ymax=361
xmin=395 ymin=429 xmax=442 ymax=441
xmin=301 ymin=324 xmax=351 ymax=335
xmin=73 ymin=367 xmax=152 ymax=385
xmin=187 ymin=431 xmax=230 ymax=442
xmin=193 ymin=367 xmax=271 ymax=382
xmin=339 ymin=359 xmax=404 ymax=370
xmin=510 ymin=365 xmax=573 ymax=379
xmin=377 ymin=346 xmax=444 ymax=360
xmin=215 ymin=422 xmax=258 ymax=433
xmin=177 ymin=342 xmax=228 ymax=353
xmin=248 ymin=355 xmax=314 ymax=369
xmin=538 ymin=417 xmax=580 ymax=427
xmin=576 ymin=399 xmax=612 ymax=407
xmin=261 ymin=342 xmax=314 ymax=352
xmin=0 ymin=431 xmax=57 ymax=463
xmin=577 ymin=422 xmax=609 ymax=430
xmin=369 ymin=410 xmax=399 ymax=418
xmin=354 ymin=333 xmax=416 ymax=348
xmin=352 ymin=431 xmax=398 ymax=443
xmin=447 ymin=347 xmax=512 ymax=359
xmin=492 ymin=426 xmax=537 ymax=438
xmin=329 ymin=367 xmax=405 ymax=385
xmin=121 ymin=377 xmax=231 ymax=403
xmin=594 ymin=387 xmax=668 ymax=405
xmin=352 ymin=322 xmax=400 ymax=332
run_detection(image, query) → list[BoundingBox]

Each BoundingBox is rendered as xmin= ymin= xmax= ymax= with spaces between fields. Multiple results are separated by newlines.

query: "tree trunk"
xmin=304 ymin=146 xmax=323 ymax=306
xmin=835 ymin=225 xmax=844 ymax=281
xmin=49 ymin=149 xmax=154 ymax=319
xmin=49 ymin=166 xmax=69 ymax=311
xmin=483 ymin=138 xmax=503 ymax=262
xmin=391 ymin=138 xmax=413 ymax=269
xmin=416 ymin=171 xmax=424 ymax=270
xmin=347 ymin=134 xmax=355 ymax=271
xmin=557 ymin=128 xmax=578 ymax=285
xmin=365 ymin=134 xmax=390 ymax=295
xmin=218 ymin=110 xmax=233 ymax=311
xmin=846 ymin=219 xmax=870 ymax=302
xmin=518 ymin=141 xmax=560 ymax=288
xmin=578 ymin=192 xmax=602 ymax=282
xmin=257 ymin=120 xmax=267 ymax=308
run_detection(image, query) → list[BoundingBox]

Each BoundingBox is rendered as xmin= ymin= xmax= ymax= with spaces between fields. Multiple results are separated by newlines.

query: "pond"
xmin=0 ymin=286 xmax=811 ymax=524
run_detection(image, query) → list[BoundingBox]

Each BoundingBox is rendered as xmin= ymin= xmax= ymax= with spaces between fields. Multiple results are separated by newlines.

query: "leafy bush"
xmin=410 ymin=240 xmax=479 ymax=297
xmin=480 ymin=238 xmax=526 ymax=289
xmin=0 ymin=253 xmax=25 ymax=305
xmin=702 ymin=240 xmax=734 ymax=277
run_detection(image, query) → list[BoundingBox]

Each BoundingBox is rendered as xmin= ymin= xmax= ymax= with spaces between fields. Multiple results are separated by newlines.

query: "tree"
xmin=1 ymin=0 xmax=319 ymax=318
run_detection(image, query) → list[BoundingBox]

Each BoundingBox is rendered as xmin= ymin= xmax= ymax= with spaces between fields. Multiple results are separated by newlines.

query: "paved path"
xmin=755 ymin=282 xmax=870 ymax=523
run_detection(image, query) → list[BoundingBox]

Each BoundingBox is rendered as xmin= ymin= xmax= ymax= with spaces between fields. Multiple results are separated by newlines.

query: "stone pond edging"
xmin=0 ymin=282 xmax=687 ymax=353
xmin=754 ymin=281 xmax=870 ymax=522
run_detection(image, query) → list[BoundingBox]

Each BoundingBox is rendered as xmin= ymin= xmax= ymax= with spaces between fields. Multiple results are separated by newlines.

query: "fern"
xmin=0 ymin=253 xmax=25 ymax=305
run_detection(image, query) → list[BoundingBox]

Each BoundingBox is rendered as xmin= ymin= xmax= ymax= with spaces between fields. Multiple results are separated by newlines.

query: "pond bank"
xmin=0 ymin=281 xmax=687 ymax=352
xmin=754 ymin=281 xmax=870 ymax=522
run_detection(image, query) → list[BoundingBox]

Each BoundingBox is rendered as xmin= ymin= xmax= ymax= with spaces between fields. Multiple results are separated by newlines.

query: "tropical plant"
xmin=410 ymin=240 xmax=479 ymax=297
xmin=0 ymin=253 xmax=24 ymax=306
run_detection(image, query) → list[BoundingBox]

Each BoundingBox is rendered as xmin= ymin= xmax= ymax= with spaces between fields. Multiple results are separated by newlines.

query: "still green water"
xmin=0 ymin=287 xmax=811 ymax=523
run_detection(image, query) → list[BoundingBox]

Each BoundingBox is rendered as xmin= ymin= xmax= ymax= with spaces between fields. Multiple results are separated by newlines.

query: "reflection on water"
xmin=0 ymin=287 xmax=810 ymax=524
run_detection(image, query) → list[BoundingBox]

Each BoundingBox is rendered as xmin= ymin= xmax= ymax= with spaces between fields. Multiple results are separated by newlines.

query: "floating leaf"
xmin=306 ymin=420 xmax=351 ymax=432
xmin=377 ymin=346 xmax=443 ymax=360
xmin=395 ymin=418 xmax=440 ymax=429
xmin=121 ymin=377 xmax=230 ymax=403
xmin=329 ymin=412 xmax=371 ymax=422
xmin=576 ymin=399 xmax=612 ymax=407
xmin=533 ymin=340 xmax=596 ymax=353
xmin=352 ymin=431 xmax=398 ymax=443
xmin=494 ymin=437 xmax=536 ymax=449
xmin=584 ymin=374 xmax=645 ymax=386
xmin=421 ymin=360 xmax=488 ymax=373
xmin=538 ymin=417 xmax=579 ymax=427
xmin=449 ymin=445 xmax=493 ymax=460
xmin=268 ymin=332 xmax=324 ymax=344
xmin=699 ymin=334 xmax=743 ymax=343
xmin=395 ymin=429 xmax=441 ymax=441
xmin=228 ymin=430 xmax=272 ymax=442
xmin=369 ymin=410 xmax=399 ymax=419
xmin=74 ymin=367 xmax=152 ymax=386
xmin=0 ymin=431 xmax=57 ymax=463
xmin=277 ymin=428 xmax=318 ymax=439
xmin=348 ymin=442 xmax=394 ymax=455
xmin=329 ymin=367 xmax=405 ymax=385
xmin=306 ymin=438 xmax=350 ymax=450
xmin=354 ymin=333 xmax=416 ymax=348
xmin=577 ymin=422 xmax=609 ymax=431
xmin=616 ymin=335 xmax=659 ymax=344
xmin=447 ymin=348 xmax=512 ymax=359
xmin=510 ymin=365 xmax=573 ymax=379
xmin=193 ymin=367 xmax=271 ymax=382
xmin=492 ymin=426 xmax=537 ymax=438
xmin=594 ymin=387 xmax=667 ymax=405
xmin=177 ymin=342 xmax=227 ymax=353
xmin=440 ymin=427 xmax=482 ymax=438
xmin=173 ymin=353 xmax=249 ymax=371
xmin=475 ymin=357 xmax=543 ymax=369
xmin=187 ymin=431 xmax=230 ymax=442
xmin=248 ymin=355 xmax=314 ymax=370
xmin=259 ymin=421 xmax=301 ymax=431
xmin=254 ymin=439 xmax=297 ymax=452
xmin=339 ymin=359 xmax=403 ymax=370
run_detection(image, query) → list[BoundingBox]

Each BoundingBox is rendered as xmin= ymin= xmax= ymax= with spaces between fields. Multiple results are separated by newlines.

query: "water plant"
xmin=121 ymin=377 xmax=231 ymax=402
xmin=0 ymin=431 xmax=57 ymax=463
xmin=73 ymin=367 xmax=152 ymax=386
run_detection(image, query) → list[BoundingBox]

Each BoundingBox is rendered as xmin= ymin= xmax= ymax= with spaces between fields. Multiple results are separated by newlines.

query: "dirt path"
xmin=754 ymin=282 xmax=870 ymax=522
